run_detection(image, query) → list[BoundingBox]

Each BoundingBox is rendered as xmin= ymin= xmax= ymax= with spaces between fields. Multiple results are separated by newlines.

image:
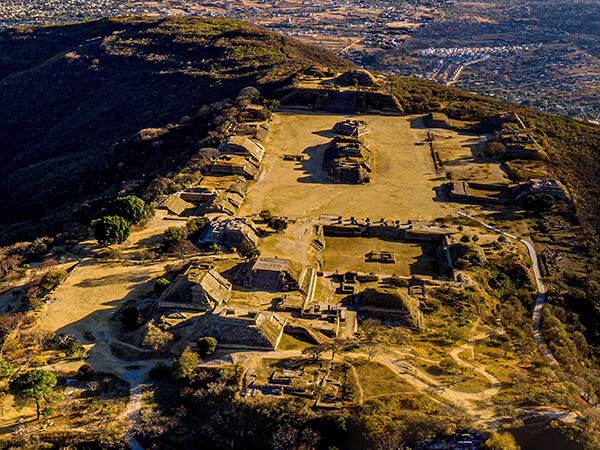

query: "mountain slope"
xmin=0 ymin=16 xmax=353 ymax=242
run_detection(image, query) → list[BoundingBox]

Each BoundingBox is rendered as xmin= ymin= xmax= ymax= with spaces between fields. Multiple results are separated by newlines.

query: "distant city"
xmin=1 ymin=0 xmax=599 ymax=123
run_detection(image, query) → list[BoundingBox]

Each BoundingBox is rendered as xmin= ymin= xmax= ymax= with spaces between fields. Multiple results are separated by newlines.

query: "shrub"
xmin=31 ymin=355 xmax=47 ymax=367
xmin=51 ymin=247 xmax=65 ymax=258
xmin=65 ymin=341 xmax=86 ymax=359
xmin=482 ymin=432 xmax=519 ymax=450
xmin=460 ymin=235 xmax=471 ymax=243
xmin=40 ymin=270 xmax=68 ymax=290
xmin=237 ymin=241 xmax=260 ymax=259
xmin=438 ymin=357 xmax=462 ymax=375
xmin=260 ymin=209 xmax=273 ymax=222
xmin=154 ymin=278 xmax=171 ymax=293
xmin=143 ymin=177 xmax=178 ymax=202
xmin=482 ymin=141 xmax=506 ymax=158
xmin=163 ymin=226 xmax=187 ymax=249
xmin=0 ymin=360 xmax=13 ymax=380
xmin=197 ymin=337 xmax=218 ymax=356
xmin=92 ymin=215 xmax=131 ymax=246
xmin=389 ymin=277 xmax=409 ymax=288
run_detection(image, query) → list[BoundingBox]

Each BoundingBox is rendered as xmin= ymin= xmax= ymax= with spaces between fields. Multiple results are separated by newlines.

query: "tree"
xmin=169 ymin=240 xmax=198 ymax=257
xmin=143 ymin=177 xmax=177 ymax=202
xmin=367 ymin=343 xmax=379 ymax=361
xmin=163 ymin=226 xmax=187 ymax=249
xmin=185 ymin=217 xmax=210 ymax=241
xmin=0 ymin=360 xmax=13 ymax=380
xmin=122 ymin=304 xmax=144 ymax=329
xmin=40 ymin=269 xmax=68 ymax=290
xmin=270 ymin=218 xmax=288 ymax=232
xmin=172 ymin=346 xmax=200 ymax=379
xmin=522 ymin=193 xmax=556 ymax=212
xmin=197 ymin=337 xmax=218 ymax=356
xmin=327 ymin=339 xmax=354 ymax=361
xmin=482 ymin=141 xmax=506 ymax=158
xmin=260 ymin=209 xmax=273 ymax=222
xmin=237 ymin=241 xmax=260 ymax=259
xmin=92 ymin=215 xmax=131 ymax=246
xmin=0 ymin=313 xmax=25 ymax=340
xmin=302 ymin=344 xmax=327 ymax=361
xmin=142 ymin=321 xmax=173 ymax=351
xmin=9 ymin=369 xmax=57 ymax=420
xmin=110 ymin=195 xmax=147 ymax=225
xmin=482 ymin=432 xmax=520 ymax=450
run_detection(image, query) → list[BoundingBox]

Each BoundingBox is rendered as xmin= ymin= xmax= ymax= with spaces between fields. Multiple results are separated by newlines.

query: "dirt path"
xmin=349 ymin=363 xmax=364 ymax=405
xmin=457 ymin=211 xmax=557 ymax=365
xmin=370 ymin=324 xmax=506 ymax=429
xmin=122 ymin=363 xmax=157 ymax=450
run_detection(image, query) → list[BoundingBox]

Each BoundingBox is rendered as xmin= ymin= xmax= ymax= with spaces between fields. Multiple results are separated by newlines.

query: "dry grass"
xmin=323 ymin=236 xmax=437 ymax=277
xmin=432 ymin=130 xmax=506 ymax=183
xmin=239 ymin=112 xmax=486 ymax=221
xmin=350 ymin=358 xmax=417 ymax=399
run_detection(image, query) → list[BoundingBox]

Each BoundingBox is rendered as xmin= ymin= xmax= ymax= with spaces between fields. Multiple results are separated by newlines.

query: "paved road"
xmin=457 ymin=211 xmax=558 ymax=365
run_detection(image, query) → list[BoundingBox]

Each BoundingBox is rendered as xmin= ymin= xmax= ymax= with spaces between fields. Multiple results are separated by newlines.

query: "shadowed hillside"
xmin=0 ymin=16 xmax=353 ymax=242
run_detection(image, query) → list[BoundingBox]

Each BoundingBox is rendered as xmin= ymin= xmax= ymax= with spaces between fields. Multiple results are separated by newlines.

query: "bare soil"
xmin=239 ymin=112 xmax=488 ymax=221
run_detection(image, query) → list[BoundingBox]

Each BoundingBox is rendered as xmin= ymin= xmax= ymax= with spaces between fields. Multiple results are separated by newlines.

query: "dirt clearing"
xmin=239 ymin=112 xmax=486 ymax=221
xmin=323 ymin=236 xmax=438 ymax=277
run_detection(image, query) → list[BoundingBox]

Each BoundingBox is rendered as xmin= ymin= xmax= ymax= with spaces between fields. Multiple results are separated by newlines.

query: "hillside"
xmin=0 ymin=16 xmax=353 ymax=243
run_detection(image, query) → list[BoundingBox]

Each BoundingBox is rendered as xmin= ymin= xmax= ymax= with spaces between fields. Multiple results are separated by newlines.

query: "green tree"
xmin=197 ymin=337 xmax=218 ymax=356
xmin=237 ymin=241 xmax=260 ymax=259
xmin=482 ymin=432 xmax=520 ymax=450
xmin=186 ymin=217 xmax=210 ymax=241
xmin=40 ymin=269 xmax=68 ymax=290
xmin=110 ymin=195 xmax=148 ymax=224
xmin=0 ymin=360 xmax=13 ymax=380
xmin=9 ymin=369 xmax=57 ymax=420
xmin=522 ymin=193 xmax=556 ymax=212
xmin=93 ymin=215 xmax=131 ymax=246
xmin=172 ymin=346 xmax=200 ymax=379
xmin=163 ymin=226 xmax=187 ymax=249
